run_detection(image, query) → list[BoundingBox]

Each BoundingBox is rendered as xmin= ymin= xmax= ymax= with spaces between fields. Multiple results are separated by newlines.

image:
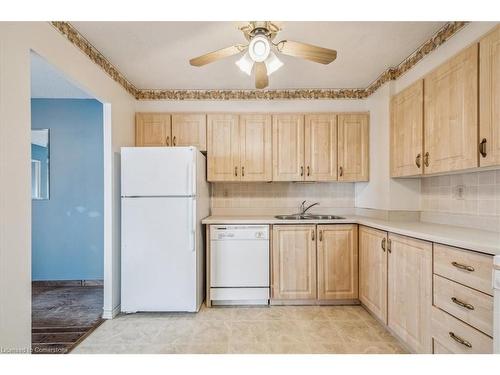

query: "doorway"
xmin=30 ymin=52 xmax=106 ymax=354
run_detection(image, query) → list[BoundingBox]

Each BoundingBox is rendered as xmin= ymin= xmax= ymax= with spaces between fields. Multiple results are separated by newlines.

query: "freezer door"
xmin=121 ymin=147 xmax=197 ymax=197
xmin=121 ymin=197 xmax=198 ymax=312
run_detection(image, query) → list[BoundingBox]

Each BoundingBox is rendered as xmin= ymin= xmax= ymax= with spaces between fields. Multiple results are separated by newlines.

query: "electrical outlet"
xmin=452 ymin=185 xmax=465 ymax=200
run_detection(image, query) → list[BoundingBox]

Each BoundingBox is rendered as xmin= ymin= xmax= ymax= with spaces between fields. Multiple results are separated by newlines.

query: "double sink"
xmin=274 ymin=214 xmax=345 ymax=220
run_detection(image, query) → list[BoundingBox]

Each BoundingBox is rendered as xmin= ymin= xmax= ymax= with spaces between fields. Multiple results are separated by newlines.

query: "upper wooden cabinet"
xmin=272 ymin=114 xmax=305 ymax=181
xmin=305 ymin=114 xmax=338 ymax=181
xmin=136 ymin=113 xmax=171 ymax=146
xmin=271 ymin=225 xmax=317 ymax=300
xmin=359 ymin=226 xmax=388 ymax=324
xmin=207 ymin=114 xmax=272 ymax=182
xmin=387 ymin=233 xmax=432 ymax=354
xmin=207 ymin=114 xmax=240 ymax=181
xmin=317 ymin=224 xmax=358 ymax=301
xmin=171 ymin=114 xmax=207 ymax=151
xmin=424 ymin=44 xmax=479 ymax=174
xmin=479 ymin=25 xmax=500 ymax=167
xmin=337 ymin=113 xmax=369 ymax=181
xmin=239 ymin=114 xmax=272 ymax=181
xmin=136 ymin=112 xmax=206 ymax=151
xmin=390 ymin=80 xmax=424 ymax=177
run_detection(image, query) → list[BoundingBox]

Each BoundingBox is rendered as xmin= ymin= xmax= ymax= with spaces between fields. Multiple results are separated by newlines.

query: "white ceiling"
xmin=31 ymin=51 xmax=93 ymax=98
xmin=71 ymin=21 xmax=445 ymax=90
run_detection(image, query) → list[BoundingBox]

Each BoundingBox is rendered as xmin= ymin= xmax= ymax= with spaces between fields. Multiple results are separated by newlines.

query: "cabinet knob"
xmin=166 ymin=136 xmax=170 ymax=146
xmin=242 ymin=166 xmax=245 ymax=177
xmin=319 ymin=230 xmax=322 ymax=242
xmin=451 ymin=297 xmax=474 ymax=310
xmin=381 ymin=238 xmax=386 ymax=252
xmin=173 ymin=136 xmax=177 ymax=146
xmin=423 ymin=152 xmax=430 ymax=167
xmin=307 ymin=166 xmax=310 ymax=176
xmin=300 ymin=166 xmax=304 ymax=177
xmin=449 ymin=332 xmax=472 ymax=348
xmin=311 ymin=230 xmax=315 ymax=241
xmin=339 ymin=166 xmax=343 ymax=177
xmin=415 ymin=153 xmax=421 ymax=168
xmin=451 ymin=261 xmax=474 ymax=272
xmin=234 ymin=166 xmax=238 ymax=177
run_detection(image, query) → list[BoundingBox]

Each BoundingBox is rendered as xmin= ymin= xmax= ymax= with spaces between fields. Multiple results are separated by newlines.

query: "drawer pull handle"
xmin=451 ymin=261 xmax=475 ymax=272
xmin=449 ymin=332 xmax=472 ymax=348
xmin=451 ymin=297 xmax=475 ymax=310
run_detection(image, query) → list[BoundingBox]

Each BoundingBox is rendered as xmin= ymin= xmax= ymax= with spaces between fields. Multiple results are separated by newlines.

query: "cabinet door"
xmin=359 ymin=226 xmax=388 ymax=323
xmin=479 ymin=25 xmax=500 ymax=167
xmin=135 ymin=113 xmax=171 ymax=146
xmin=272 ymin=114 xmax=305 ymax=181
xmin=390 ymin=80 xmax=424 ymax=177
xmin=239 ymin=114 xmax=272 ymax=181
xmin=388 ymin=233 xmax=432 ymax=354
xmin=337 ymin=113 xmax=369 ymax=181
xmin=272 ymin=225 xmax=317 ymax=300
xmin=424 ymin=44 xmax=478 ymax=174
xmin=304 ymin=114 xmax=337 ymax=181
xmin=317 ymin=224 xmax=358 ymax=300
xmin=207 ymin=114 xmax=240 ymax=181
xmin=171 ymin=113 xmax=207 ymax=151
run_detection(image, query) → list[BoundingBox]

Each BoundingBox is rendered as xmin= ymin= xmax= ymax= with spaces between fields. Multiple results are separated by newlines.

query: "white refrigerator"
xmin=120 ymin=147 xmax=209 ymax=313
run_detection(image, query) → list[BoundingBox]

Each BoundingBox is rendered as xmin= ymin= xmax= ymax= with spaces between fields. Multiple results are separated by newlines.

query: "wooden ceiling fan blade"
xmin=189 ymin=44 xmax=245 ymax=66
xmin=254 ymin=62 xmax=269 ymax=89
xmin=276 ymin=40 xmax=337 ymax=64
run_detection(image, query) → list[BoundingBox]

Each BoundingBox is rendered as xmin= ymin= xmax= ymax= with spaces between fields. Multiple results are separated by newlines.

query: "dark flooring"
xmin=32 ymin=285 xmax=104 ymax=354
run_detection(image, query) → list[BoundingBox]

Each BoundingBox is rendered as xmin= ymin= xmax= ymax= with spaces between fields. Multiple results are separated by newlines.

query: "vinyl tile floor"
xmin=72 ymin=304 xmax=407 ymax=354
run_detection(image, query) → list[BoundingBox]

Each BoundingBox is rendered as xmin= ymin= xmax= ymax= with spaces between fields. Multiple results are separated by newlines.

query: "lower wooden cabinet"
xmin=387 ymin=233 xmax=433 ymax=354
xmin=317 ymin=224 xmax=358 ymax=300
xmin=359 ymin=226 xmax=388 ymax=324
xmin=271 ymin=224 xmax=358 ymax=302
xmin=272 ymin=225 xmax=317 ymax=300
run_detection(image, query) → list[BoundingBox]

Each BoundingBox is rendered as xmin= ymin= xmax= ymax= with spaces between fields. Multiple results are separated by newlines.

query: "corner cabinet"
xmin=359 ymin=226 xmax=388 ymax=324
xmin=271 ymin=225 xmax=317 ymax=300
xmin=390 ymin=80 xmax=424 ymax=177
xmin=423 ymin=44 xmax=479 ymax=174
xmin=207 ymin=114 xmax=272 ymax=182
xmin=479 ymin=25 xmax=500 ymax=167
xmin=337 ymin=114 xmax=369 ymax=181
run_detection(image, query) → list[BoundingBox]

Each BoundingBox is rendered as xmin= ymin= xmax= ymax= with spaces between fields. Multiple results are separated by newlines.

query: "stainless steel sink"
xmin=274 ymin=214 xmax=345 ymax=220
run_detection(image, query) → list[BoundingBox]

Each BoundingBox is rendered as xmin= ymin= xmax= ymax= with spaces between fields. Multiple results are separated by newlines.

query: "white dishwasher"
xmin=210 ymin=225 xmax=269 ymax=305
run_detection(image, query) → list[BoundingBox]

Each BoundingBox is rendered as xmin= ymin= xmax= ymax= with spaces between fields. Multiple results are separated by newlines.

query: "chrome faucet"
xmin=299 ymin=200 xmax=320 ymax=215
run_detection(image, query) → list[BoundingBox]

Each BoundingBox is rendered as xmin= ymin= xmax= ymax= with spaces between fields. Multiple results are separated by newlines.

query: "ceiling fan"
xmin=189 ymin=21 xmax=338 ymax=89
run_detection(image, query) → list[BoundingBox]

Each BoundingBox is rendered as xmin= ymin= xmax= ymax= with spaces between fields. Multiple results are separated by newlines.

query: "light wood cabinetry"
xmin=136 ymin=113 xmax=171 ymax=146
xmin=271 ymin=225 xmax=317 ymax=300
xmin=337 ymin=113 xmax=369 ymax=181
xmin=423 ymin=44 xmax=479 ymax=174
xmin=317 ymin=225 xmax=358 ymax=300
xmin=390 ymin=80 xmax=424 ymax=177
xmin=207 ymin=114 xmax=240 ymax=181
xmin=358 ymin=226 xmax=388 ymax=324
xmin=239 ymin=114 xmax=272 ymax=181
xmin=387 ymin=233 xmax=432 ymax=354
xmin=272 ymin=114 xmax=305 ymax=181
xmin=304 ymin=114 xmax=337 ymax=181
xmin=479 ymin=25 xmax=500 ymax=167
xmin=171 ymin=114 xmax=207 ymax=151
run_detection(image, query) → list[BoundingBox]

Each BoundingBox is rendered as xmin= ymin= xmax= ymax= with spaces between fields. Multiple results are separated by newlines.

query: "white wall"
xmin=0 ymin=22 xmax=135 ymax=351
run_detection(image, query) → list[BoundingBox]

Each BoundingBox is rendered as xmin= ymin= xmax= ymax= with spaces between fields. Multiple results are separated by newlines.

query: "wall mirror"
xmin=31 ymin=129 xmax=50 ymax=200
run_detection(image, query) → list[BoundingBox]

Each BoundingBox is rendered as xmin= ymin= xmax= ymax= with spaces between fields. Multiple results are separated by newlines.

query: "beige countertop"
xmin=202 ymin=215 xmax=500 ymax=256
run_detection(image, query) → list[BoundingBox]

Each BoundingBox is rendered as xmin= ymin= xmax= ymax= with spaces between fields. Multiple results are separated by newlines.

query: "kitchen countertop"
xmin=202 ymin=215 xmax=500 ymax=256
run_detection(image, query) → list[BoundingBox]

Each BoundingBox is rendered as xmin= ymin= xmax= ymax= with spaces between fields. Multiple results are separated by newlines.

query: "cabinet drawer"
xmin=433 ymin=275 xmax=493 ymax=336
xmin=431 ymin=307 xmax=492 ymax=354
xmin=433 ymin=244 xmax=493 ymax=295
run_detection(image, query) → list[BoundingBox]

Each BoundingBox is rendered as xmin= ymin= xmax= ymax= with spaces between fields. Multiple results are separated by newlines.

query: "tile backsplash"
xmin=211 ymin=182 xmax=355 ymax=215
xmin=421 ymin=170 xmax=500 ymax=231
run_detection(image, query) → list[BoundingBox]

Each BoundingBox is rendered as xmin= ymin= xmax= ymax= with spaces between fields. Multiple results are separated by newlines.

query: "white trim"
xmin=102 ymin=304 xmax=120 ymax=320
xmin=102 ymin=103 xmax=115 ymax=318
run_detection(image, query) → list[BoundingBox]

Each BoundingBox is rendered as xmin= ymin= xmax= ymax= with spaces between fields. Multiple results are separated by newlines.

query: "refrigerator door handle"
xmin=188 ymin=198 xmax=196 ymax=252
xmin=187 ymin=149 xmax=196 ymax=196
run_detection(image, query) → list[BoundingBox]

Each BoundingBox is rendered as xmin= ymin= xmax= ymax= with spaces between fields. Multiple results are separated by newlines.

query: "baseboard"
xmin=102 ymin=304 xmax=121 ymax=320
xmin=32 ymin=280 xmax=104 ymax=287
xmin=270 ymin=299 xmax=360 ymax=306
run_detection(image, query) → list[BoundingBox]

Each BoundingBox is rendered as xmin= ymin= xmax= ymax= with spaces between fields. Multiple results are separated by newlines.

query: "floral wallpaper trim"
xmin=51 ymin=21 xmax=468 ymax=101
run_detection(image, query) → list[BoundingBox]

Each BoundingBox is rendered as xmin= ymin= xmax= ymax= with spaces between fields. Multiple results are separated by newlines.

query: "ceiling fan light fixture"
xmin=264 ymin=51 xmax=283 ymax=76
xmin=235 ymin=52 xmax=253 ymax=76
xmin=248 ymin=34 xmax=270 ymax=62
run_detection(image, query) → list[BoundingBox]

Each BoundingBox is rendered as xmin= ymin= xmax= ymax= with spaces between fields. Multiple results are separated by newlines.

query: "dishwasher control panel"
xmin=210 ymin=225 xmax=269 ymax=241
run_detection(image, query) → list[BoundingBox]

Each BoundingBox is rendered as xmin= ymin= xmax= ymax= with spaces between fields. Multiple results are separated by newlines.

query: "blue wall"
xmin=31 ymin=99 xmax=104 ymax=280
